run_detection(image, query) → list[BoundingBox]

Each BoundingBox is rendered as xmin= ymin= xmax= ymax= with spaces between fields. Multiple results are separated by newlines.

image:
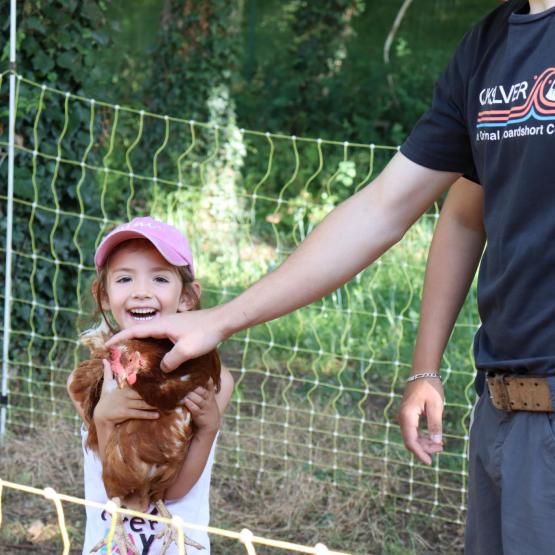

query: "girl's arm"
xmin=398 ymin=177 xmax=485 ymax=465
xmin=67 ymin=361 xmax=160 ymax=461
xmin=164 ymin=367 xmax=234 ymax=500
xmin=94 ymin=361 xmax=161 ymax=461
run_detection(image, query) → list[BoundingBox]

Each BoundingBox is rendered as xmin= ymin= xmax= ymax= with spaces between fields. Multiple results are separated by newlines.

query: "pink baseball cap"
xmin=95 ymin=217 xmax=194 ymax=277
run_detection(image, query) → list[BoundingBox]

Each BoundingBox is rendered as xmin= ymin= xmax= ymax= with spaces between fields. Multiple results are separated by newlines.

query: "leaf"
xmin=91 ymin=31 xmax=109 ymax=46
xmin=81 ymin=3 xmax=104 ymax=22
xmin=59 ymin=0 xmax=79 ymax=13
xmin=57 ymin=51 xmax=77 ymax=69
xmin=31 ymin=50 xmax=54 ymax=73
xmin=25 ymin=16 xmax=47 ymax=35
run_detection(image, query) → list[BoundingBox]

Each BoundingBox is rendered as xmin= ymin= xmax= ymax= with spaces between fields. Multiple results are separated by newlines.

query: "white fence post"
xmin=1 ymin=0 xmax=18 ymax=440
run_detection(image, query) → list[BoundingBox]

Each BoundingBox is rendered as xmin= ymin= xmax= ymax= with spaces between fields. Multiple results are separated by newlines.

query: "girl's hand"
xmin=93 ymin=359 xmax=159 ymax=427
xmin=183 ymin=379 xmax=220 ymax=436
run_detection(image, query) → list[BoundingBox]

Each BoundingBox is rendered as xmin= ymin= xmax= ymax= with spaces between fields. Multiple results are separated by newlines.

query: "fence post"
xmin=1 ymin=0 xmax=18 ymax=440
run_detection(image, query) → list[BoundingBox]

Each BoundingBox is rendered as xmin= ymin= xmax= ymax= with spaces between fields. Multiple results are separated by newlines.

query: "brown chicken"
xmin=69 ymin=335 xmax=221 ymax=555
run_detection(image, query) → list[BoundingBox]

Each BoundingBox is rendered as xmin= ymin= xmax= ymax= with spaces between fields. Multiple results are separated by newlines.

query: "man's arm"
xmin=398 ymin=177 xmax=485 ymax=465
xmin=108 ymin=153 xmax=461 ymax=370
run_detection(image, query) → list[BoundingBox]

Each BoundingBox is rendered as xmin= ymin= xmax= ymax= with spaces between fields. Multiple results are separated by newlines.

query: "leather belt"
xmin=486 ymin=374 xmax=554 ymax=412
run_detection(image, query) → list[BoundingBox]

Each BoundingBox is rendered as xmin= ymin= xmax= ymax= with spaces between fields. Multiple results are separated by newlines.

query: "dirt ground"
xmin=0 ymin=419 xmax=464 ymax=555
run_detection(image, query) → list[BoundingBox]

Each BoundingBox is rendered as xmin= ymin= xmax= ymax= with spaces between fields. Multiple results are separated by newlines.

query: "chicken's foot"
xmin=154 ymin=500 xmax=205 ymax=554
xmin=90 ymin=497 xmax=140 ymax=555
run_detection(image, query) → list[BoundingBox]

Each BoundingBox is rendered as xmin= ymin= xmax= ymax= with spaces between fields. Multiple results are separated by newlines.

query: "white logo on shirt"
xmin=479 ymin=80 xmax=528 ymax=106
xmin=546 ymin=80 xmax=555 ymax=102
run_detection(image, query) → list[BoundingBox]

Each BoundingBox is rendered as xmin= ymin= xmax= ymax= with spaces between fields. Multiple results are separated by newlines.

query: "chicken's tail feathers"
xmin=211 ymin=349 xmax=223 ymax=393
xmin=80 ymin=320 xmax=112 ymax=356
xmin=68 ymin=358 xmax=105 ymax=424
xmin=85 ymin=425 xmax=99 ymax=453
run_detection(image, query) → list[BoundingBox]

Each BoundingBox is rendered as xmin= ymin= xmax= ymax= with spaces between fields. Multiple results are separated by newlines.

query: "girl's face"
xmin=103 ymin=240 xmax=195 ymax=330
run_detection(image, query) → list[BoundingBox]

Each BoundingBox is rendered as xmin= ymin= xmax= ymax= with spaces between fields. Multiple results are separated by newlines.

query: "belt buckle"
xmin=490 ymin=374 xmax=513 ymax=412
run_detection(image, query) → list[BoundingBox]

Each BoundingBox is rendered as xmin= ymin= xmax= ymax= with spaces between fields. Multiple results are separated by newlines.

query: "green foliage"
xmin=239 ymin=0 xmax=365 ymax=139
xmin=0 ymin=0 xmax=247 ymax=355
xmin=146 ymin=0 xmax=243 ymax=122
xmin=237 ymin=0 xmax=495 ymax=144
xmin=0 ymin=1 xmax=115 ymax=368
xmin=1 ymin=0 xmax=112 ymax=92
xmin=0 ymin=0 xmax=487 ymax=523
xmin=0 ymin=0 xmax=491 ymax=401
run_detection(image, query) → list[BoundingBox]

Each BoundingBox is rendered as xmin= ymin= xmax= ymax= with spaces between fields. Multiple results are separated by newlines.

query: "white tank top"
xmin=80 ymin=425 xmax=216 ymax=555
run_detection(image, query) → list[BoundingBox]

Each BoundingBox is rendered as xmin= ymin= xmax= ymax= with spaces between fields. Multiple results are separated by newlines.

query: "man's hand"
xmin=105 ymin=308 xmax=227 ymax=372
xmin=398 ymin=377 xmax=444 ymax=465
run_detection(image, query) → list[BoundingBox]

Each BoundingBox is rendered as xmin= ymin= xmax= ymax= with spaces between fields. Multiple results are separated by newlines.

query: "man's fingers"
xmin=160 ymin=344 xmax=190 ymax=372
xmin=426 ymin=401 xmax=444 ymax=445
xmin=399 ymin=408 xmax=432 ymax=465
xmin=105 ymin=321 xmax=170 ymax=347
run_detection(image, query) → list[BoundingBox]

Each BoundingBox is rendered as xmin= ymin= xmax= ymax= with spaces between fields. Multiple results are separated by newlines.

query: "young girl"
xmin=68 ymin=216 xmax=234 ymax=555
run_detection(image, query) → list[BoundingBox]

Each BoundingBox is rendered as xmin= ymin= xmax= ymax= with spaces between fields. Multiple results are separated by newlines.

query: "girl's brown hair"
xmin=91 ymin=239 xmax=200 ymax=334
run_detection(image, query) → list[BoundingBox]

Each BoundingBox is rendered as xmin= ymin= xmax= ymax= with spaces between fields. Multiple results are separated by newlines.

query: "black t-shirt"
xmin=401 ymin=0 xmax=555 ymax=379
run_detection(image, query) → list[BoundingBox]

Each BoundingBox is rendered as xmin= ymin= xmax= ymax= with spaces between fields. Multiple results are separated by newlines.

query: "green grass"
xmin=0 ymin=420 xmax=465 ymax=554
xmin=4 ymin=208 xmax=480 ymax=536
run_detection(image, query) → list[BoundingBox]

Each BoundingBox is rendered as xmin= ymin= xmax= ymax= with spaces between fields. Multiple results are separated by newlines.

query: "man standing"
xmin=111 ymin=2 xmax=555 ymax=551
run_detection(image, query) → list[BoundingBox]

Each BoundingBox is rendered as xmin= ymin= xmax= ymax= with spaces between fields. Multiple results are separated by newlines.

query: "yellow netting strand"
xmin=0 ymin=67 xmax=477 ymax=525
xmin=43 ymin=487 xmax=70 ymax=555
xmin=0 ymin=479 xmax=353 ymax=555
xmin=105 ymin=499 xmax=118 ymax=555
xmin=172 ymin=515 xmax=186 ymax=555
xmin=0 ymin=70 xmax=399 ymax=151
xmin=240 ymin=528 xmax=258 ymax=555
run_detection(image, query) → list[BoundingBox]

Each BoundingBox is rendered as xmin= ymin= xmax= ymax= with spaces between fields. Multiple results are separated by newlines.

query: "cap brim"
xmin=95 ymin=230 xmax=191 ymax=272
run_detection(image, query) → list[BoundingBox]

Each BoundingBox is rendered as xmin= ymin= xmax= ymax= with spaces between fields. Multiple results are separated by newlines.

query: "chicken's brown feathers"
xmin=123 ymin=338 xmax=222 ymax=410
xmin=68 ymin=358 xmax=104 ymax=451
xmin=102 ymin=409 xmax=194 ymax=511
xmin=69 ymin=336 xmax=221 ymax=510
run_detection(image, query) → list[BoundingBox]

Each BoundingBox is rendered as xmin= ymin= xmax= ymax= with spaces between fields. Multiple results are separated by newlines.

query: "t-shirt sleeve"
xmin=401 ymin=33 xmax=475 ymax=175
xmin=463 ymin=171 xmax=480 ymax=186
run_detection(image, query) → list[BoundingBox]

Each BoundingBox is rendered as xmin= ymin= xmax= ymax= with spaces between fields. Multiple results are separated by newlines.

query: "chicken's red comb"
xmin=108 ymin=346 xmax=125 ymax=376
xmin=108 ymin=346 xmax=121 ymax=360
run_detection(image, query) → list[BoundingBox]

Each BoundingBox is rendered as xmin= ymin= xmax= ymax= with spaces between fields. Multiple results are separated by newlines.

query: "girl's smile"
xmin=104 ymin=240 xmax=190 ymax=330
xmin=127 ymin=307 xmax=160 ymax=321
